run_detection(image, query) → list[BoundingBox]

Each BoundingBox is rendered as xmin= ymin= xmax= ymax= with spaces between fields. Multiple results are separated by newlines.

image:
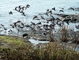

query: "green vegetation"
xmin=0 ymin=36 xmax=79 ymax=60
xmin=0 ymin=35 xmax=30 ymax=48
xmin=0 ymin=36 xmax=24 ymax=44
xmin=0 ymin=42 xmax=79 ymax=60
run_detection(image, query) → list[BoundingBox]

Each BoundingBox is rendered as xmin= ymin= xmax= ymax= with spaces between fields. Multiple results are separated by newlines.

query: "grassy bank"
xmin=0 ymin=36 xmax=79 ymax=60
xmin=0 ymin=35 xmax=31 ymax=48
xmin=0 ymin=43 xmax=79 ymax=60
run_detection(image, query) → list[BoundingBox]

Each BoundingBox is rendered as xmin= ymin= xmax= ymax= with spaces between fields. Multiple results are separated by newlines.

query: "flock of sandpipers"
xmin=9 ymin=4 xmax=30 ymax=16
xmin=0 ymin=4 xmax=79 ymax=38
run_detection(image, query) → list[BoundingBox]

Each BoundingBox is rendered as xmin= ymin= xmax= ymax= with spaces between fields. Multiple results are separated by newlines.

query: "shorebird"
xmin=36 ymin=22 xmax=41 ymax=25
xmin=31 ymin=21 xmax=36 ymax=26
xmin=25 ymin=4 xmax=30 ymax=9
xmin=0 ymin=24 xmax=4 ymax=27
xmin=14 ymin=7 xmax=18 ymax=11
xmin=52 ymin=7 xmax=55 ymax=11
xmin=25 ymin=24 xmax=30 ymax=27
xmin=68 ymin=7 xmax=74 ymax=10
xmin=3 ymin=27 xmax=7 ymax=30
xmin=40 ymin=15 xmax=45 ymax=20
xmin=18 ymin=25 xmax=24 ymax=29
xmin=8 ymin=29 xmax=13 ymax=35
xmin=44 ymin=9 xmax=50 ymax=16
xmin=47 ymin=9 xmax=49 ymax=12
xmin=9 ymin=11 xmax=13 ymax=15
xmin=18 ymin=5 xmax=22 ymax=9
xmin=43 ymin=24 xmax=49 ymax=29
xmin=33 ymin=16 xmax=40 ymax=20
xmin=21 ymin=12 xmax=26 ymax=16
xmin=16 ymin=20 xmax=21 ymax=23
xmin=59 ymin=10 xmax=64 ymax=12
xmin=75 ymin=25 xmax=79 ymax=29
xmin=62 ymin=18 xmax=70 ymax=25
xmin=10 ymin=24 xmax=15 ymax=28
xmin=21 ymin=6 xmax=25 ymax=10
xmin=49 ymin=10 xmax=53 ymax=14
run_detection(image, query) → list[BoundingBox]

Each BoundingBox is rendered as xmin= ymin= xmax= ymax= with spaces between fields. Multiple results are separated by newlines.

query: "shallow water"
xmin=29 ymin=37 xmax=49 ymax=45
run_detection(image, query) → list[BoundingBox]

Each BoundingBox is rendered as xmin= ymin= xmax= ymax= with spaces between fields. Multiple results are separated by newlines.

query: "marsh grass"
xmin=0 ymin=35 xmax=79 ymax=60
xmin=0 ymin=42 xmax=78 ymax=60
xmin=60 ymin=26 xmax=69 ymax=42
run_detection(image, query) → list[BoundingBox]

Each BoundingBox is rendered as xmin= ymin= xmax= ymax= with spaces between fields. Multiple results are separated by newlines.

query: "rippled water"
xmin=0 ymin=0 xmax=79 ymax=35
xmin=0 ymin=0 xmax=79 ymax=23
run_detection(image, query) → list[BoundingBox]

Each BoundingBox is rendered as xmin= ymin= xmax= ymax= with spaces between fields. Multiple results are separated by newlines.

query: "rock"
xmin=39 ymin=39 xmax=49 ymax=41
xmin=22 ymin=33 xmax=28 ymax=38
